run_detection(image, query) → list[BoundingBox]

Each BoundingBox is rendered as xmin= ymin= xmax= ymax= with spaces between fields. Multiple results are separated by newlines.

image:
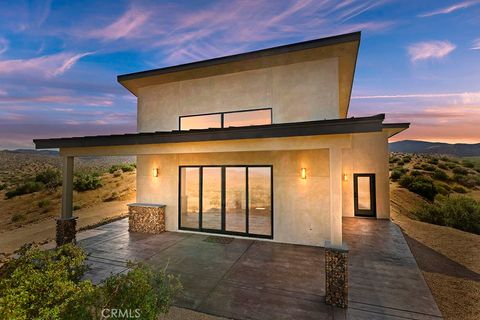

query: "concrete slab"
xmin=79 ymin=217 xmax=442 ymax=320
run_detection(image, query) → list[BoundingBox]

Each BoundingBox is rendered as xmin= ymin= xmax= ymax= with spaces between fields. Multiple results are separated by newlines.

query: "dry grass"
xmin=391 ymin=186 xmax=480 ymax=320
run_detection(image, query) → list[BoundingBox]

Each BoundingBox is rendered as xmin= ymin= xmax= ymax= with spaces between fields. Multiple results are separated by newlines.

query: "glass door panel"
xmin=225 ymin=167 xmax=246 ymax=233
xmin=248 ymin=167 xmax=272 ymax=236
xmin=180 ymin=167 xmax=200 ymax=229
xmin=357 ymin=177 xmax=371 ymax=210
xmin=354 ymin=174 xmax=376 ymax=217
xmin=202 ymin=167 xmax=222 ymax=230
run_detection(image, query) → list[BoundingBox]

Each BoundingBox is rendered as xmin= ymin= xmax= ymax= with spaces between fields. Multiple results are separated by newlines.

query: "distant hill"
xmin=389 ymin=140 xmax=480 ymax=157
xmin=6 ymin=149 xmax=59 ymax=156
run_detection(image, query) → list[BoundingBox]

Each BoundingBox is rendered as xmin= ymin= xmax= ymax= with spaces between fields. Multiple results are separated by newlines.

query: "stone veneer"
xmin=128 ymin=203 xmax=166 ymax=234
xmin=325 ymin=241 xmax=349 ymax=308
xmin=56 ymin=217 xmax=77 ymax=246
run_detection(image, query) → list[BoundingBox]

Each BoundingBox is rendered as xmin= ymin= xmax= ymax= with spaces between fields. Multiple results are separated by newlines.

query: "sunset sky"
xmin=0 ymin=0 xmax=479 ymax=149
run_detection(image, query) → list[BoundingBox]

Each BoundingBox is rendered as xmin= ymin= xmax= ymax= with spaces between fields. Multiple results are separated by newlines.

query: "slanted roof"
xmin=117 ymin=32 xmax=361 ymax=118
xmin=383 ymin=123 xmax=410 ymax=138
xmin=34 ymin=114 xmax=404 ymax=150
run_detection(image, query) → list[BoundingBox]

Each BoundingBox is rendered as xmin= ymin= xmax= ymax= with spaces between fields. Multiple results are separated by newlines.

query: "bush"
xmin=410 ymin=170 xmax=422 ymax=177
xmin=113 ymin=170 xmax=122 ymax=177
xmin=438 ymin=163 xmax=448 ymax=170
xmin=35 ymin=169 xmax=62 ymax=189
xmin=0 ymin=244 xmax=181 ymax=320
xmin=390 ymin=169 xmax=404 ymax=181
xmin=413 ymin=196 xmax=480 ymax=234
xmin=38 ymin=199 xmax=51 ymax=208
xmin=413 ymin=164 xmax=422 ymax=170
xmin=389 ymin=157 xmax=400 ymax=163
xmin=453 ymin=185 xmax=467 ymax=194
xmin=0 ymin=183 xmax=6 ymax=191
xmin=11 ymin=213 xmax=25 ymax=222
xmin=397 ymin=160 xmax=404 ymax=166
xmin=73 ymin=174 xmax=102 ymax=192
xmin=403 ymin=156 xmax=412 ymax=163
xmin=109 ymin=164 xmax=136 ymax=174
xmin=428 ymin=158 xmax=439 ymax=165
xmin=399 ymin=174 xmax=437 ymax=201
xmin=433 ymin=169 xmax=449 ymax=181
xmin=452 ymin=166 xmax=469 ymax=175
xmin=73 ymin=204 xmax=82 ymax=211
xmin=462 ymin=160 xmax=475 ymax=168
xmin=435 ymin=183 xmax=451 ymax=196
xmin=453 ymin=174 xmax=476 ymax=188
xmin=5 ymin=181 xmax=44 ymax=199
xmin=421 ymin=163 xmax=436 ymax=172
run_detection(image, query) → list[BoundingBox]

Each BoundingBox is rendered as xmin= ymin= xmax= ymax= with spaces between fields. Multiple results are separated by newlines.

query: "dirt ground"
xmin=391 ymin=186 xmax=480 ymax=320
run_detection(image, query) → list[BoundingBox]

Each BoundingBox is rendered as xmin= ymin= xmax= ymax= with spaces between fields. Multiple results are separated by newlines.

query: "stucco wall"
xmin=342 ymin=131 xmax=390 ymax=219
xmin=137 ymin=58 xmax=339 ymax=132
xmin=136 ymin=150 xmax=331 ymax=247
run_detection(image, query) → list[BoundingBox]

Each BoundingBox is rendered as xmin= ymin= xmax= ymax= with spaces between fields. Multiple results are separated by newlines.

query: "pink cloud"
xmin=471 ymin=38 xmax=480 ymax=50
xmin=418 ymin=1 xmax=479 ymax=18
xmin=0 ymin=95 xmax=113 ymax=107
xmin=407 ymin=41 xmax=456 ymax=62
xmin=89 ymin=7 xmax=149 ymax=41
xmin=0 ymin=51 xmax=93 ymax=78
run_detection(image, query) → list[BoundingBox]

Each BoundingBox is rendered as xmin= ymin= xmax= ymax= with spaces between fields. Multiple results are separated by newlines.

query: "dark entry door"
xmin=353 ymin=174 xmax=376 ymax=217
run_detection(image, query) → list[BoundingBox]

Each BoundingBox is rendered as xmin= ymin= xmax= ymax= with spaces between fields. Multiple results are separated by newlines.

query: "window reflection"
xmin=179 ymin=109 xmax=272 ymax=130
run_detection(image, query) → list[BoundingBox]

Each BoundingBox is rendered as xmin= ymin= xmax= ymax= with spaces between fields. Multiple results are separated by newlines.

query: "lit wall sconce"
xmin=343 ymin=173 xmax=348 ymax=181
xmin=301 ymin=168 xmax=307 ymax=179
xmin=153 ymin=168 xmax=159 ymax=177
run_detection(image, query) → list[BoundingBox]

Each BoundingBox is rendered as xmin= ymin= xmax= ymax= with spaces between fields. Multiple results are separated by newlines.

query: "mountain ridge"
xmin=389 ymin=140 xmax=480 ymax=157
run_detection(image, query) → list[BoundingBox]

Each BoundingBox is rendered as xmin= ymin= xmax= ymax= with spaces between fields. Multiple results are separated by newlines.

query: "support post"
xmin=56 ymin=156 xmax=77 ymax=246
xmin=326 ymin=148 xmax=348 ymax=308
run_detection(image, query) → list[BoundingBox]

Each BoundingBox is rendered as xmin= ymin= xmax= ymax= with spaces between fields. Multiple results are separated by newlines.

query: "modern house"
xmin=34 ymin=32 xmax=408 ymax=250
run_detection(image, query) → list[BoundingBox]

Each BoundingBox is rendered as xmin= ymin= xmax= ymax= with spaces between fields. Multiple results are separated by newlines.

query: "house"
xmin=34 ymin=32 xmax=408 ymax=250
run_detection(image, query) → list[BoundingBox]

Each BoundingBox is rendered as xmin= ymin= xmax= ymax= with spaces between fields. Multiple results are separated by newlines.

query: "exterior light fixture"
xmin=301 ymin=168 xmax=307 ymax=179
xmin=153 ymin=168 xmax=159 ymax=177
xmin=343 ymin=173 xmax=348 ymax=181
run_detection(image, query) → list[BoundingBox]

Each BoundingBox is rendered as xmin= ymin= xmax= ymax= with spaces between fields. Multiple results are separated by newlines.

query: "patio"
xmin=78 ymin=218 xmax=442 ymax=320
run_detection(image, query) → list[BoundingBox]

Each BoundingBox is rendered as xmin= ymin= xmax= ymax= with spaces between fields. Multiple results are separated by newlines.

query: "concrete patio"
xmin=78 ymin=218 xmax=442 ymax=320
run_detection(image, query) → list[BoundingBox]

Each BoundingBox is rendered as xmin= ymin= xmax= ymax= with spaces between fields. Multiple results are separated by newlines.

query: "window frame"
xmin=178 ymin=165 xmax=274 ymax=239
xmin=178 ymin=107 xmax=273 ymax=130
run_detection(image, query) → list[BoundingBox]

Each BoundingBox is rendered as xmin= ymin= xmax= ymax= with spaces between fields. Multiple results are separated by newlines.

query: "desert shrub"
xmin=453 ymin=174 xmax=477 ymax=188
xmin=440 ymin=156 xmax=451 ymax=162
xmin=437 ymin=163 xmax=447 ymax=170
xmin=433 ymin=169 xmax=449 ymax=181
xmin=5 ymin=181 xmax=44 ymax=199
xmin=402 ymin=155 xmax=412 ymax=163
xmin=462 ymin=160 xmax=475 ymax=168
xmin=0 ymin=183 xmax=6 ymax=191
xmin=73 ymin=173 xmax=102 ymax=192
xmin=0 ymin=244 xmax=181 ymax=320
xmin=475 ymin=175 xmax=480 ymax=186
xmin=413 ymin=196 xmax=480 ymax=234
xmin=399 ymin=175 xmax=437 ymax=201
xmin=109 ymin=164 xmax=136 ymax=174
xmin=453 ymin=185 xmax=467 ymax=194
xmin=428 ymin=158 xmax=439 ymax=165
xmin=38 ymin=199 xmax=50 ymax=208
xmin=397 ymin=160 xmax=405 ymax=166
xmin=113 ymin=170 xmax=122 ymax=177
xmin=410 ymin=170 xmax=422 ymax=177
xmin=390 ymin=169 xmax=404 ymax=181
xmin=421 ymin=163 xmax=436 ymax=172
xmin=11 ymin=213 xmax=25 ymax=222
xmin=452 ymin=166 xmax=469 ymax=175
xmin=35 ymin=168 xmax=62 ymax=189
xmin=413 ymin=164 xmax=422 ymax=170
xmin=447 ymin=163 xmax=457 ymax=169
xmin=73 ymin=204 xmax=82 ymax=211
xmin=435 ymin=183 xmax=451 ymax=196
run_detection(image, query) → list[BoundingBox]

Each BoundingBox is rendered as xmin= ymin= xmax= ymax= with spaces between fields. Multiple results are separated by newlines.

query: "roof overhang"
xmin=383 ymin=123 xmax=410 ymax=138
xmin=34 ymin=114 xmax=385 ymax=150
xmin=117 ymin=32 xmax=361 ymax=118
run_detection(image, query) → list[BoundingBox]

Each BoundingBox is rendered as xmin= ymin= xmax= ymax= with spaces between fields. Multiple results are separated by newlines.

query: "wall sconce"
xmin=152 ymin=168 xmax=159 ymax=177
xmin=343 ymin=173 xmax=348 ymax=181
xmin=301 ymin=168 xmax=307 ymax=179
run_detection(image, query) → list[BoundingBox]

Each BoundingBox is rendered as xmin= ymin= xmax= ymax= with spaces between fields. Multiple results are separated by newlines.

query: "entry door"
xmin=353 ymin=174 xmax=376 ymax=217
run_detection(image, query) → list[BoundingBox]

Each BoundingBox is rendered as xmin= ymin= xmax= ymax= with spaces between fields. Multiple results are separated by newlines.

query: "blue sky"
xmin=0 ymin=0 xmax=479 ymax=149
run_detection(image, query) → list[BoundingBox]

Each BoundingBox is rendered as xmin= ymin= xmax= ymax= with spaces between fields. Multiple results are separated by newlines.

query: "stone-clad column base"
xmin=325 ymin=241 xmax=349 ymax=308
xmin=56 ymin=217 xmax=78 ymax=246
xmin=128 ymin=203 xmax=166 ymax=234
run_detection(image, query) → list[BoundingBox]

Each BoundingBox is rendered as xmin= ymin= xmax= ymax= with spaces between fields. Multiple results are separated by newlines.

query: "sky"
xmin=0 ymin=0 xmax=479 ymax=149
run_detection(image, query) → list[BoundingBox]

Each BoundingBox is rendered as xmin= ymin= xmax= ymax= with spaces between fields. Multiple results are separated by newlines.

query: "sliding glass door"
xmin=179 ymin=165 xmax=273 ymax=238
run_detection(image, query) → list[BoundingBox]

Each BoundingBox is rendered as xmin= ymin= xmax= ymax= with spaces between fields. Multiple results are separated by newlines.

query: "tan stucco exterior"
xmin=60 ymin=131 xmax=390 ymax=247
xmin=137 ymin=58 xmax=340 ymax=132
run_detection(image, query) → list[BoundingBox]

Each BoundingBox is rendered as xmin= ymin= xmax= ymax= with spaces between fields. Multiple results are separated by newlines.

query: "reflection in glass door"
xmin=202 ymin=167 xmax=222 ymax=230
xmin=179 ymin=165 xmax=273 ymax=238
xmin=354 ymin=174 xmax=376 ymax=217
xmin=225 ymin=167 xmax=246 ymax=233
